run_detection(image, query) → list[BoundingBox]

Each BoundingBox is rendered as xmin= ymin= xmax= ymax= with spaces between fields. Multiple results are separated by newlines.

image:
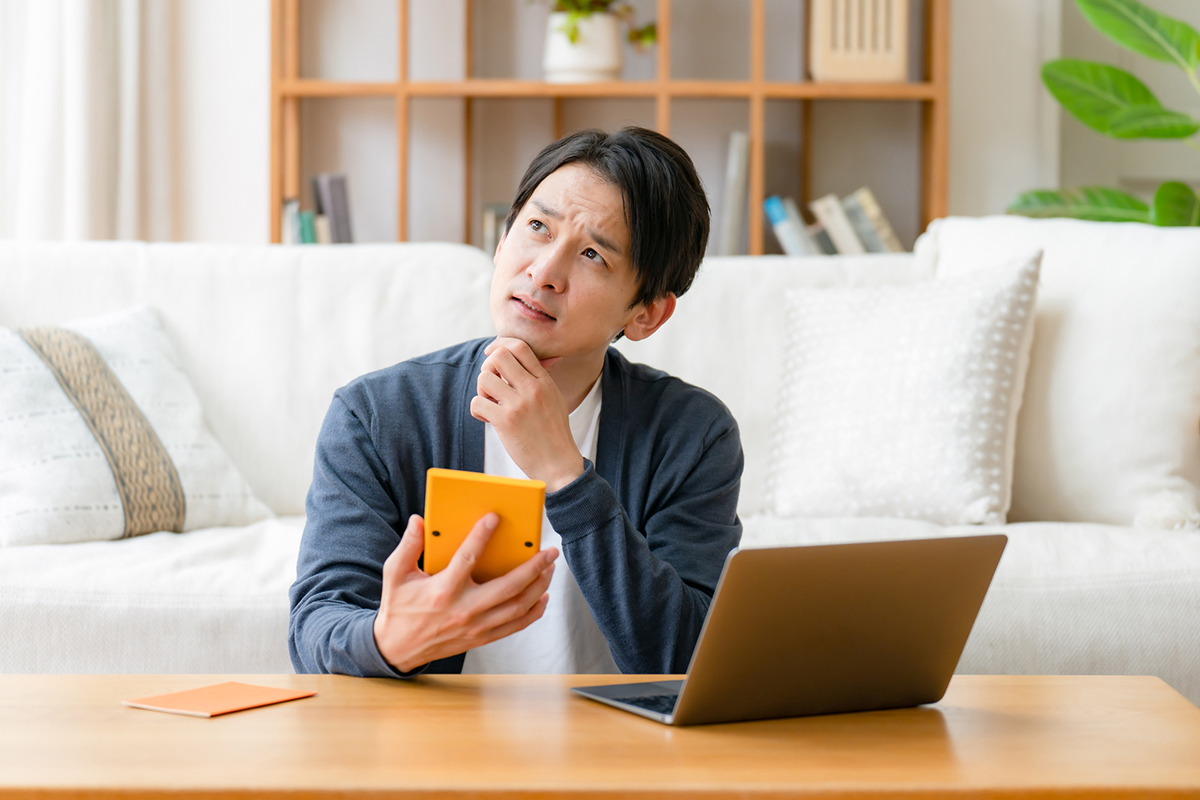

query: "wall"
xmin=175 ymin=0 xmax=1064 ymax=246
xmin=947 ymin=0 xmax=1061 ymax=216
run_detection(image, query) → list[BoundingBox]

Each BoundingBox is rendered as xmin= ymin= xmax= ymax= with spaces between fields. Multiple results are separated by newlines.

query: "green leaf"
xmin=1042 ymin=60 xmax=1164 ymax=134
xmin=627 ymin=22 xmax=656 ymax=49
xmin=558 ymin=10 xmax=587 ymax=44
xmin=1152 ymin=181 xmax=1200 ymax=225
xmin=1106 ymin=105 xmax=1200 ymax=138
xmin=1076 ymin=0 xmax=1200 ymax=70
xmin=1007 ymin=186 xmax=1151 ymax=222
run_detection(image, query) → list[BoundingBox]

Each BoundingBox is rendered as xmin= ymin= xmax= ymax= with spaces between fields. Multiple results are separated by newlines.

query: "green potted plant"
xmin=542 ymin=1 xmax=656 ymax=84
xmin=1009 ymin=0 xmax=1200 ymax=226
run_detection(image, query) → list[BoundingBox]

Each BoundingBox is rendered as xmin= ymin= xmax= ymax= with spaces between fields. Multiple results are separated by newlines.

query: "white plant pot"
xmin=543 ymin=12 xmax=623 ymax=83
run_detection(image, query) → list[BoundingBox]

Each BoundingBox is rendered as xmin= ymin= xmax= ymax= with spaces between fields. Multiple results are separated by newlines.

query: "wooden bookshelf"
xmin=269 ymin=0 xmax=950 ymax=253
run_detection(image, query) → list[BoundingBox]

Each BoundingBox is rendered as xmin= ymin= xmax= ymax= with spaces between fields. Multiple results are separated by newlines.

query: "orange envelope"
xmin=122 ymin=681 xmax=316 ymax=718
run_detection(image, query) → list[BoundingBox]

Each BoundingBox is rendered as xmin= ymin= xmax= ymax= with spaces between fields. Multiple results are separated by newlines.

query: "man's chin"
xmin=492 ymin=329 xmax=555 ymax=361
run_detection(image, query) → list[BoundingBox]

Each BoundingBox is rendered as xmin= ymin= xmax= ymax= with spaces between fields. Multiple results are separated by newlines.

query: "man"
xmin=289 ymin=127 xmax=743 ymax=677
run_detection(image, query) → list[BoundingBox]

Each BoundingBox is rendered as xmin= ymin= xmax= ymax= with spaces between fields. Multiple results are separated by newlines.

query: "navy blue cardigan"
xmin=288 ymin=338 xmax=743 ymax=676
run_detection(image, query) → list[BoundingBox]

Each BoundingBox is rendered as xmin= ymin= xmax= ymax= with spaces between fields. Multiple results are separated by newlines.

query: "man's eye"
xmin=529 ymin=220 xmax=545 ymax=232
xmin=584 ymin=248 xmax=602 ymax=261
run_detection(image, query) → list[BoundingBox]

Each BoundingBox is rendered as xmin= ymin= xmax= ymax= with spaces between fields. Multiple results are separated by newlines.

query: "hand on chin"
xmin=492 ymin=331 xmax=561 ymax=370
xmin=472 ymin=337 xmax=581 ymax=492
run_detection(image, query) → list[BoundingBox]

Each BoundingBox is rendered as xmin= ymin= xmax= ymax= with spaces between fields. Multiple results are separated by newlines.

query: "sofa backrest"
xmin=0 ymin=242 xmax=496 ymax=516
xmin=0 ymin=241 xmax=926 ymax=518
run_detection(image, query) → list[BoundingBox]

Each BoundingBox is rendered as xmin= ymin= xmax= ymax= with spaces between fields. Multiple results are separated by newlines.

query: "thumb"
xmin=538 ymin=356 xmax=562 ymax=371
xmin=384 ymin=514 xmax=425 ymax=583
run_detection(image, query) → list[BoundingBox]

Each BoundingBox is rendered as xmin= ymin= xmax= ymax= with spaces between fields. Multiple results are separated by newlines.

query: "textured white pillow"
xmin=0 ymin=306 xmax=273 ymax=546
xmin=614 ymin=253 xmax=930 ymax=517
xmin=916 ymin=217 xmax=1200 ymax=528
xmin=767 ymin=253 xmax=1041 ymax=525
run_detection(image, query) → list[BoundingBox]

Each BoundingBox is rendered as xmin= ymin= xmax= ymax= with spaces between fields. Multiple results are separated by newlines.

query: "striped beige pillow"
xmin=0 ymin=306 xmax=272 ymax=546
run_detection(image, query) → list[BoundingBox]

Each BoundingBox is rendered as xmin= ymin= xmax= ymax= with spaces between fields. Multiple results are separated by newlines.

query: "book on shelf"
xmin=782 ymin=198 xmax=811 ymax=248
xmin=808 ymin=222 xmax=838 ymax=255
xmin=764 ymin=196 xmax=823 ymax=256
xmin=766 ymin=188 xmax=902 ymax=256
xmin=281 ymin=199 xmax=300 ymax=245
xmin=808 ymin=193 xmax=866 ymax=255
xmin=309 ymin=177 xmax=332 ymax=244
xmin=717 ymin=131 xmax=749 ymax=256
xmin=299 ymin=211 xmax=317 ymax=244
xmin=843 ymin=187 xmax=904 ymax=253
xmin=314 ymin=215 xmax=332 ymax=245
xmin=841 ymin=194 xmax=885 ymax=252
xmin=314 ymin=173 xmax=354 ymax=243
xmin=281 ymin=173 xmax=350 ymax=245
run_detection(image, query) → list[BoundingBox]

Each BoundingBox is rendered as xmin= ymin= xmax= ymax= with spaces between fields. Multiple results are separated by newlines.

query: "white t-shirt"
xmin=461 ymin=374 xmax=620 ymax=674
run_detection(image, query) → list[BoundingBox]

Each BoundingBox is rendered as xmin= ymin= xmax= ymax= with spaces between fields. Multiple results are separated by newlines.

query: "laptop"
xmin=572 ymin=534 xmax=1006 ymax=726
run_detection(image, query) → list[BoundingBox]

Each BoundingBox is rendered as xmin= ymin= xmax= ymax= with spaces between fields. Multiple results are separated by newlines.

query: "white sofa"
xmin=1 ymin=218 xmax=1198 ymax=705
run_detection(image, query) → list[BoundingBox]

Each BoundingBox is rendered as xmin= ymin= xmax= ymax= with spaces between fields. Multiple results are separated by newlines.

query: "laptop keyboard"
xmin=617 ymin=693 xmax=679 ymax=715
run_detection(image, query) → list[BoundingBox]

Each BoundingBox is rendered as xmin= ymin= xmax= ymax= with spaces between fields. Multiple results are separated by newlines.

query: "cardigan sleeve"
xmin=545 ymin=409 xmax=743 ymax=674
xmin=288 ymin=392 xmax=417 ymax=678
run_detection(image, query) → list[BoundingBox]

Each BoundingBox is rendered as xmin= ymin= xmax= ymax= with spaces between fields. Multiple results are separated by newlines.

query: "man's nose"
xmin=526 ymin=241 xmax=571 ymax=291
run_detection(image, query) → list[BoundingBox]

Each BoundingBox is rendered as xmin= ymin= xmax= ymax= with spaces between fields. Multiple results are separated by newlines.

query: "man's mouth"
xmin=513 ymin=296 xmax=557 ymax=321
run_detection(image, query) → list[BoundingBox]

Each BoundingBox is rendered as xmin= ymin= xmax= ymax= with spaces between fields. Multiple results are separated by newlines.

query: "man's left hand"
xmin=470 ymin=338 xmax=584 ymax=492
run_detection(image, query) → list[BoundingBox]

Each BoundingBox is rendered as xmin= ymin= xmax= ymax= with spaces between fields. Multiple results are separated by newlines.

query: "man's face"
xmin=490 ymin=163 xmax=641 ymax=361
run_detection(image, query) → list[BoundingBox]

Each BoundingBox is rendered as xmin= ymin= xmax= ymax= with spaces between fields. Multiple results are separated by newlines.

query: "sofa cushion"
xmin=767 ymin=253 xmax=1040 ymax=525
xmin=0 ymin=516 xmax=303 ymax=673
xmin=0 ymin=306 xmax=272 ymax=546
xmin=915 ymin=217 xmax=1200 ymax=528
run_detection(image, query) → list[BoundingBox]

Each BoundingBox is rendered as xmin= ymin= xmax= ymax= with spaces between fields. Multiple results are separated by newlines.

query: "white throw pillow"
xmin=0 ymin=306 xmax=273 ymax=546
xmin=916 ymin=217 xmax=1200 ymax=528
xmin=614 ymin=253 xmax=931 ymax=518
xmin=767 ymin=253 xmax=1041 ymax=525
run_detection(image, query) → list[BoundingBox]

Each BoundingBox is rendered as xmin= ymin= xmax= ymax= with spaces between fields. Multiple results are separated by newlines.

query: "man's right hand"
xmin=372 ymin=512 xmax=558 ymax=674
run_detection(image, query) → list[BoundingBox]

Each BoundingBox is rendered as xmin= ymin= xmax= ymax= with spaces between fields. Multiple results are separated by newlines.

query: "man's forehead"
xmin=532 ymin=165 xmax=618 ymax=208
xmin=528 ymin=166 xmax=629 ymax=255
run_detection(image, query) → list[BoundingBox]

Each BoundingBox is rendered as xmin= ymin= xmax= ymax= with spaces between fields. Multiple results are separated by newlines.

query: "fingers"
xmin=477 ymin=593 xmax=551 ymax=646
xmin=480 ymin=347 xmax=525 ymax=386
xmin=471 ymin=561 xmax=556 ymax=635
xmin=444 ymin=512 xmax=500 ymax=584
xmin=469 ymin=394 xmax=492 ymax=424
xmin=500 ymin=339 xmax=545 ymax=376
xmin=477 ymin=369 xmax=515 ymax=407
xmin=473 ymin=545 xmax=559 ymax=608
xmin=383 ymin=514 xmax=425 ymax=585
xmin=483 ymin=339 xmax=548 ymax=383
xmin=485 ymin=337 xmax=529 ymax=358
xmin=472 ymin=352 xmax=532 ymax=424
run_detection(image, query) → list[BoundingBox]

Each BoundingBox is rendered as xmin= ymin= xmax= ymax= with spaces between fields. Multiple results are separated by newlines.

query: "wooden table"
xmin=1 ymin=674 xmax=1198 ymax=799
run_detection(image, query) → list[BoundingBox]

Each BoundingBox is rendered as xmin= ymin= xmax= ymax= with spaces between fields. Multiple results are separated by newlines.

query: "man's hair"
xmin=505 ymin=127 xmax=710 ymax=308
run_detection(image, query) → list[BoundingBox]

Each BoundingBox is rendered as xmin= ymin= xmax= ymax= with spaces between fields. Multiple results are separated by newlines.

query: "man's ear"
xmin=623 ymin=293 xmax=677 ymax=342
xmin=494 ymin=228 xmax=506 ymax=261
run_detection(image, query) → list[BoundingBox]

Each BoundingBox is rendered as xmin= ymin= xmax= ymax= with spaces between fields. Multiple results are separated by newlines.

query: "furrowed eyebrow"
xmin=531 ymin=200 xmax=561 ymax=219
xmin=587 ymin=229 xmax=623 ymax=257
xmin=529 ymin=198 xmax=624 ymax=257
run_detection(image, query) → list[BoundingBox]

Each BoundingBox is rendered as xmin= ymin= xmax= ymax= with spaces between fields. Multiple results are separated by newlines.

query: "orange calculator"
xmin=422 ymin=468 xmax=546 ymax=582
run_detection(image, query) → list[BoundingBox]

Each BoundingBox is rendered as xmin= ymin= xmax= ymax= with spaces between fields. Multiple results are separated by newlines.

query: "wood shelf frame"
xmin=269 ymin=0 xmax=951 ymax=252
xmin=277 ymin=79 xmax=940 ymax=100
